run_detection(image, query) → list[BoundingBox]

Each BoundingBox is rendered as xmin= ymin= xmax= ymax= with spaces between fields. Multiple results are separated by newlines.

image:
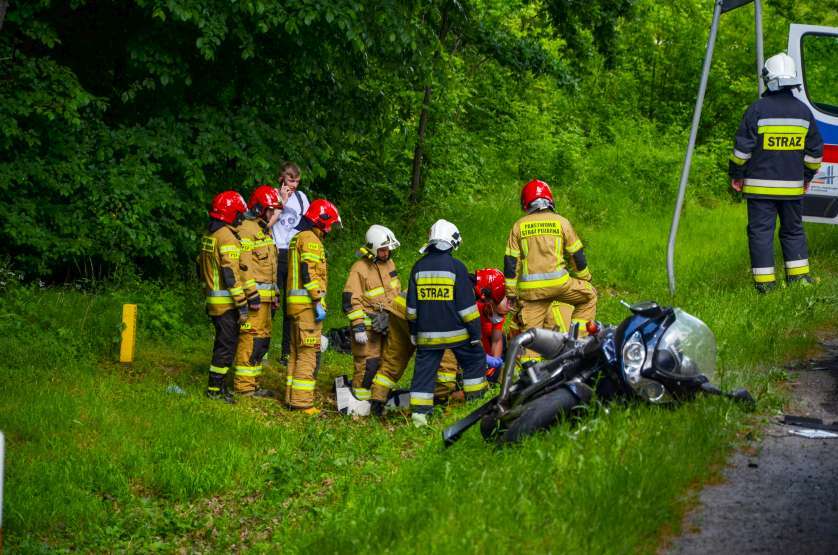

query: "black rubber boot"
xmin=369 ymin=400 xmax=385 ymax=417
xmin=754 ymin=281 xmax=777 ymax=294
xmin=206 ymin=372 xmax=236 ymax=404
xmin=787 ymin=274 xmax=815 ymax=286
xmin=464 ymin=388 xmax=487 ymax=402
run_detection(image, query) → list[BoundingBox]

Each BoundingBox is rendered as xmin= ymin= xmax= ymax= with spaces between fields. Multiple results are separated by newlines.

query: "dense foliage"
xmin=0 ymin=0 xmax=833 ymax=279
xmin=2 ymin=2 xmax=838 ymax=551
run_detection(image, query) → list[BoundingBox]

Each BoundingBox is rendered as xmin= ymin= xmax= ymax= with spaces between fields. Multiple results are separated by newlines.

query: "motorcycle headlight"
xmin=622 ymin=331 xmax=646 ymax=384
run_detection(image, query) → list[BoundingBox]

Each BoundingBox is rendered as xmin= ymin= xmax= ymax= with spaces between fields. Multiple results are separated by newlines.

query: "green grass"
xmin=2 ymin=169 xmax=837 ymax=552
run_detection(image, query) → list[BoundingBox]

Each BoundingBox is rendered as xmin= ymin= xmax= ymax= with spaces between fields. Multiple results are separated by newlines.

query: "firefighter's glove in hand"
xmin=352 ymin=325 xmax=369 ymax=345
xmin=238 ymin=306 xmax=249 ymax=324
xmin=248 ymin=296 xmax=262 ymax=313
xmin=486 ymin=354 xmax=503 ymax=369
xmin=314 ymin=301 xmax=327 ymax=322
xmin=371 ymin=311 xmax=390 ymax=334
xmin=271 ymin=296 xmax=280 ymax=311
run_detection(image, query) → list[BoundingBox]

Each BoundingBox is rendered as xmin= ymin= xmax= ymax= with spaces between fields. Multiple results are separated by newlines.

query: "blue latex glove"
xmin=485 ymin=354 xmax=503 ymax=369
xmin=314 ymin=302 xmax=327 ymax=322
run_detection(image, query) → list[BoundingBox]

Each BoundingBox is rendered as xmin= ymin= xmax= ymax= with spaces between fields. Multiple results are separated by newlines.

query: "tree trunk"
xmin=408 ymin=4 xmax=451 ymax=205
xmin=0 ymin=1 xmax=9 ymax=32
xmin=409 ymin=85 xmax=433 ymax=204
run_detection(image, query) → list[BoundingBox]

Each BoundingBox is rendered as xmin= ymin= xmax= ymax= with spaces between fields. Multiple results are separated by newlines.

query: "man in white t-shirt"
xmin=269 ymin=162 xmax=311 ymax=364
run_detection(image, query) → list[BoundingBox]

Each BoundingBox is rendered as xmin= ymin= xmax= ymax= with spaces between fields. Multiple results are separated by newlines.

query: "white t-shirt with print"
xmin=271 ymin=190 xmax=310 ymax=249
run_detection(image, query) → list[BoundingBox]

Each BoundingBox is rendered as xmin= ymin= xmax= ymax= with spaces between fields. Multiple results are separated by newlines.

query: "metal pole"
xmin=755 ymin=0 xmax=765 ymax=95
xmin=666 ymin=0 xmax=724 ymax=296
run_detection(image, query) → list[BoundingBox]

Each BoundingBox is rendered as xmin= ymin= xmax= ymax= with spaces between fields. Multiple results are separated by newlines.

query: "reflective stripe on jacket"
xmin=286 ymin=228 xmax=327 ymax=311
xmin=199 ymin=223 xmax=255 ymax=315
xmin=503 ymin=210 xmax=588 ymax=300
xmin=406 ymin=249 xmax=480 ymax=350
xmin=342 ymin=251 xmax=400 ymax=327
xmin=238 ymin=217 xmax=278 ymax=300
xmin=729 ymin=89 xmax=824 ymax=199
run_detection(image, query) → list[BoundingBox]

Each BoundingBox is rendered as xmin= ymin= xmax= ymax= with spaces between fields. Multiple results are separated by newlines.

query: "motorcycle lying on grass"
xmin=443 ymin=301 xmax=755 ymax=446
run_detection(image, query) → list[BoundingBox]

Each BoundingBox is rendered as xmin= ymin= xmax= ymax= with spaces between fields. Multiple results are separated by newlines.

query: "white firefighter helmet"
xmin=762 ymin=53 xmax=799 ymax=92
xmin=419 ymin=219 xmax=462 ymax=253
xmin=365 ymin=224 xmax=400 ymax=252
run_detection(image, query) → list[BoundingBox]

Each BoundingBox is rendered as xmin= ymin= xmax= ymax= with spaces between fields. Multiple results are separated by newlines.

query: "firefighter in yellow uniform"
xmin=504 ymin=179 xmax=596 ymax=350
xmin=233 ymin=185 xmax=281 ymax=396
xmin=285 ymin=199 xmax=341 ymax=414
xmin=199 ymin=191 xmax=257 ymax=403
xmin=368 ymin=291 xmax=460 ymax=416
xmin=342 ymin=225 xmax=402 ymax=401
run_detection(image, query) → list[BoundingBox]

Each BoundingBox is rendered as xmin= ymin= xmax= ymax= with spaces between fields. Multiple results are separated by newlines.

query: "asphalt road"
xmin=668 ymin=338 xmax=838 ymax=555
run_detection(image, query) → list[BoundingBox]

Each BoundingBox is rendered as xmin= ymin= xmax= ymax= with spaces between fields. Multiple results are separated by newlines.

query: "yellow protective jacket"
xmin=342 ymin=249 xmax=400 ymax=328
xmin=384 ymin=291 xmax=408 ymax=321
xmin=238 ymin=217 xmax=278 ymax=302
xmin=504 ymin=210 xmax=591 ymax=300
xmin=286 ymin=226 xmax=327 ymax=316
xmin=199 ymin=223 xmax=257 ymax=316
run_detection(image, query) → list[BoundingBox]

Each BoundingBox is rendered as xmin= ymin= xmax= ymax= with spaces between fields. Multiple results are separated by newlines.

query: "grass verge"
xmin=1 ymin=186 xmax=836 ymax=552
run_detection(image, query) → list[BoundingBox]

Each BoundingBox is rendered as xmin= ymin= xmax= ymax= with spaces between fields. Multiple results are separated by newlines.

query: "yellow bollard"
xmin=120 ymin=304 xmax=137 ymax=364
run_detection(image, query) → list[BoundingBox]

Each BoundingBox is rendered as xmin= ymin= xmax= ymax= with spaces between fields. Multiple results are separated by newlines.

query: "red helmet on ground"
xmin=304 ymin=199 xmax=342 ymax=233
xmin=474 ymin=268 xmax=506 ymax=304
xmin=521 ymin=179 xmax=554 ymax=211
xmin=209 ymin=191 xmax=247 ymax=225
xmin=248 ymin=185 xmax=282 ymax=216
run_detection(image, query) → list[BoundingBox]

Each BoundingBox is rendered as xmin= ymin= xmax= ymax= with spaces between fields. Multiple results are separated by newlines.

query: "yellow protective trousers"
xmin=519 ymin=276 xmax=597 ymax=333
xmin=351 ymin=329 xmax=384 ymax=401
xmin=369 ymin=316 xmax=457 ymax=403
xmin=286 ymin=307 xmax=322 ymax=409
xmin=233 ymin=303 xmax=273 ymax=394
xmin=507 ymin=300 xmax=573 ymax=382
xmin=432 ymin=350 xmax=461 ymax=402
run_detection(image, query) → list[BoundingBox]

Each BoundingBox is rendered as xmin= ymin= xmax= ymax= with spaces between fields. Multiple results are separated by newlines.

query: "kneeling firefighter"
xmin=232 ymin=185 xmax=281 ymax=397
xmin=406 ymin=219 xmax=487 ymax=427
xmin=365 ymin=290 xmax=459 ymax=416
xmin=504 ymin=179 xmax=597 ymax=352
xmin=285 ymin=199 xmax=341 ymax=414
xmin=199 ymin=191 xmax=257 ymax=403
xmin=342 ymin=225 xmax=402 ymax=401
xmin=473 ymin=268 xmax=512 ymax=382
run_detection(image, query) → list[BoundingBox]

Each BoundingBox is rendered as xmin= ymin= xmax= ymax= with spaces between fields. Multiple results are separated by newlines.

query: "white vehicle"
xmin=788 ymin=24 xmax=838 ymax=224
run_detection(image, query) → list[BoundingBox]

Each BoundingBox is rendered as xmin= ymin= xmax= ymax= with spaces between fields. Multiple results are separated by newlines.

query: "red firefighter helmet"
xmin=474 ymin=268 xmax=506 ymax=304
xmin=248 ymin=185 xmax=282 ymax=216
xmin=304 ymin=199 xmax=342 ymax=233
xmin=209 ymin=191 xmax=247 ymax=224
xmin=520 ymin=179 xmax=554 ymax=211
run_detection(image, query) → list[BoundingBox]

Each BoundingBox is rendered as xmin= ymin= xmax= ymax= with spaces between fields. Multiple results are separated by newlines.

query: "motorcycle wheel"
xmin=480 ymin=412 xmax=502 ymax=440
xmin=497 ymin=386 xmax=586 ymax=444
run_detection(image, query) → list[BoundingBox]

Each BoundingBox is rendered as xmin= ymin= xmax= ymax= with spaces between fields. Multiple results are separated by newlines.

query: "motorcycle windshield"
xmin=656 ymin=309 xmax=716 ymax=383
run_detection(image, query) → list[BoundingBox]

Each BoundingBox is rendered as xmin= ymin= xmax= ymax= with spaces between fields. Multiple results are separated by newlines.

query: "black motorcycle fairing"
xmin=628 ymin=301 xmax=665 ymax=318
